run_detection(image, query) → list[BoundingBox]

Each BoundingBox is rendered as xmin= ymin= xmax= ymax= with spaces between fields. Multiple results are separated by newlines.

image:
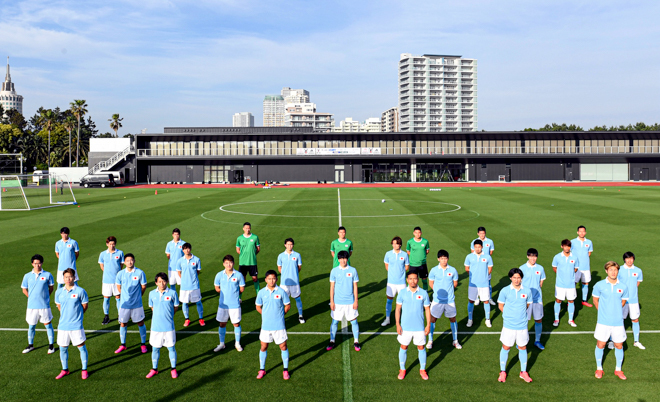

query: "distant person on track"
xmin=146 ymin=272 xmax=179 ymax=379
xmin=330 ymin=226 xmax=353 ymax=268
xmin=98 ymin=236 xmax=124 ymax=325
xmin=277 ymin=238 xmax=305 ymax=323
xmin=213 ymin=255 xmax=245 ymax=353
xmin=427 ymin=249 xmax=461 ymax=350
xmin=465 ymin=239 xmax=493 ymax=328
xmin=236 ymin=222 xmax=261 ymax=296
xmin=327 ymin=250 xmax=361 ymax=352
xmin=552 ymin=239 xmax=579 ymax=327
xmin=177 ymin=243 xmax=204 ymax=327
xmin=21 ymin=254 xmax=56 ymax=355
xmin=381 ymin=236 xmax=409 ymax=327
xmin=519 ymin=248 xmax=546 ymax=350
xmin=114 ymin=253 xmax=148 ymax=354
xmin=471 ymin=227 xmax=496 ymax=306
xmin=572 ymin=225 xmax=594 ymax=307
xmin=165 ymin=228 xmax=186 ymax=291
xmin=395 ymin=271 xmax=431 ymax=380
xmin=255 ymin=270 xmax=291 ymax=380
xmin=406 ymin=227 xmax=430 ymax=292
xmin=55 ymin=227 xmax=79 ymax=288
xmin=54 ymin=268 xmax=89 ymax=380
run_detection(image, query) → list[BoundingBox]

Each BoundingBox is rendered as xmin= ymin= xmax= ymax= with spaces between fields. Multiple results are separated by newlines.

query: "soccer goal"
xmin=0 ymin=174 xmax=77 ymax=211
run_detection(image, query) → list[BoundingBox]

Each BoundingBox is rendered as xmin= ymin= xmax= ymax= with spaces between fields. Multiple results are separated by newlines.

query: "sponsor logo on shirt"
xmin=345 ymin=244 xmax=349 ymax=247
xmin=274 ymin=294 xmax=281 ymax=299
xmin=346 ymin=272 xmax=352 ymax=277
xmin=231 ymin=277 xmax=237 ymax=282
xmin=416 ymin=295 xmax=423 ymax=300
xmin=617 ymin=289 xmax=623 ymax=294
xmin=250 ymin=239 xmax=254 ymax=242
xmin=133 ymin=276 xmax=139 ymax=281
xmin=71 ymin=294 xmax=78 ymax=299
xmin=165 ymin=296 xmax=171 ymax=301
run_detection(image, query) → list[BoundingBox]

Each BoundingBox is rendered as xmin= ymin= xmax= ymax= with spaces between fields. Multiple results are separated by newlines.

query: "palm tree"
xmin=39 ymin=109 xmax=56 ymax=168
xmin=70 ymin=99 xmax=88 ymax=166
xmin=62 ymin=115 xmax=76 ymax=167
xmin=108 ymin=114 xmax=123 ymax=137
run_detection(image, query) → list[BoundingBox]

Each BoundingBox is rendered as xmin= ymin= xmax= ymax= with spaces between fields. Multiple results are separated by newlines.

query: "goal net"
xmin=0 ymin=174 xmax=77 ymax=211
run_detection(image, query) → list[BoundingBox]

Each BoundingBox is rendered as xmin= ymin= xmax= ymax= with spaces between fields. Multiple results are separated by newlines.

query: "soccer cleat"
xmin=497 ymin=371 xmax=507 ymax=383
xmin=607 ymin=341 xmax=614 ymax=350
xmin=146 ymin=369 xmax=158 ymax=378
xmin=183 ymin=319 xmax=191 ymax=327
xmin=235 ymin=342 xmax=243 ymax=352
xmin=519 ymin=371 xmax=532 ymax=383
xmin=633 ymin=341 xmax=646 ymax=350
xmin=489 ymin=299 xmax=496 ymax=306
xmin=213 ymin=343 xmax=225 ymax=352
xmin=81 ymin=370 xmax=89 ymax=380
xmin=474 ymin=299 xmax=480 ymax=306
xmin=420 ymin=370 xmax=429 ymax=380
xmin=199 ymin=319 xmax=206 ymax=327
xmin=48 ymin=345 xmax=56 ymax=354
xmin=298 ymin=316 xmax=306 ymax=324
xmin=171 ymin=369 xmax=178 ymax=379
xmin=141 ymin=345 xmax=148 ymax=354
xmin=426 ymin=340 xmax=433 ymax=349
xmin=466 ymin=319 xmax=473 ymax=327
xmin=114 ymin=345 xmax=127 ymax=354
xmin=614 ymin=370 xmax=627 ymax=380
xmin=534 ymin=341 xmax=545 ymax=350
xmin=453 ymin=340 xmax=463 ymax=349
xmin=381 ymin=317 xmax=390 ymax=326
xmin=568 ymin=320 xmax=577 ymax=327
xmin=55 ymin=370 xmax=70 ymax=380
xmin=102 ymin=315 xmax=110 ymax=325
xmin=398 ymin=369 xmax=406 ymax=380
xmin=22 ymin=345 xmax=35 ymax=354
xmin=582 ymin=301 xmax=593 ymax=307
xmin=485 ymin=320 xmax=492 ymax=328
xmin=354 ymin=342 xmax=361 ymax=352
xmin=552 ymin=320 xmax=559 ymax=327
xmin=256 ymin=369 xmax=266 ymax=379
xmin=326 ymin=341 xmax=336 ymax=351
xmin=594 ymin=370 xmax=603 ymax=379
xmin=283 ymin=370 xmax=290 ymax=380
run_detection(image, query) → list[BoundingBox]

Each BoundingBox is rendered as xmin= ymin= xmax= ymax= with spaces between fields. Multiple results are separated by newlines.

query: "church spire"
xmin=5 ymin=56 xmax=10 ymax=82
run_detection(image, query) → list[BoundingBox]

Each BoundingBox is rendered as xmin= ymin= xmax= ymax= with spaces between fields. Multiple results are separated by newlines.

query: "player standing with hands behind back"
xmin=236 ymin=222 xmax=261 ymax=296
xmin=407 ymin=227 xmax=430 ymax=292
xmin=572 ymin=226 xmax=594 ymax=307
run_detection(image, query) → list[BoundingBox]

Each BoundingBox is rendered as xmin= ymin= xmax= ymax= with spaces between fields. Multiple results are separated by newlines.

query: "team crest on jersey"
xmin=178 ymin=245 xmax=182 ymax=249
xmin=416 ymin=295 xmax=423 ymax=300
xmin=521 ymin=294 xmax=527 ymax=299
xmin=274 ymin=294 xmax=281 ymax=299
xmin=536 ymin=271 xmax=541 ymax=275
xmin=482 ymin=258 xmax=487 ymax=262
xmin=67 ymin=244 xmax=72 ymax=248
xmin=447 ymin=272 xmax=452 ymax=277
xmin=346 ymin=272 xmax=352 ymax=277
xmin=165 ymin=296 xmax=171 ymax=301
xmin=115 ymin=255 xmax=120 ymax=259
xmin=633 ymin=273 xmax=638 ymax=277
xmin=486 ymin=244 xmax=490 ymax=247
xmin=585 ymin=244 xmax=589 ymax=248
xmin=570 ymin=260 xmax=575 ymax=264
xmin=133 ymin=276 xmax=139 ymax=281
xmin=231 ymin=277 xmax=237 ymax=282
xmin=71 ymin=294 xmax=77 ymax=298
xmin=40 ymin=276 xmax=46 ymax=281
xmin=250 ymin=239 xmax=254 ymax=242
xmin=192 ymin=262 xmax=196 ymax=266
xmin=617 ymin=289 xmax=623 ymax=294
xmin=400 ymin=257 xmax=404 ymax=260
xmin=293 ymin=257 xmax=297 ymax=261
xmin=345 ymin=244 xmax=349 ymax=247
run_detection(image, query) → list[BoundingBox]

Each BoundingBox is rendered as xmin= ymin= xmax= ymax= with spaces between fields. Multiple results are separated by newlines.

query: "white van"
xmin=97 ymin=171 xmax=125 ymax=185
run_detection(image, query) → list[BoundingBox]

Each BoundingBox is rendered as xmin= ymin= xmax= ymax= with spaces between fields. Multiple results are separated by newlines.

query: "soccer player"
xmin=497 ymin=268 xmax=532 ymax=383
xmin=277 ymin=238 xmax=305 ymax=323
xmin=54 ymin=268 xmax=89 ymax=380
xmin=177 ymin=242 xmax=204 ymax=327
xmin=471 ymin=226 xmax=496 ymax=306
xmin=465 ymin=239 xmax=493 ymax=327
xmin=519 ymin=248 xmax=546 ymax=349
xmin=395 ymin=271 xmax=431 ymax=380
xmin=214 ymin=255 xmax=246 ymax=352
xmin=165 ymin=228 xmax=186 ymax=291
xmin=236 ymin=222 xmax=261 ymax=295
xmin=381 ymin=236 xmax=409 ymax=326
xmin=552 ymin=239 xmax=579 ymax=327
xmin=98 ymin=236 xmax=124 ymax=325
xmin=115 ymin=253 xmax=148 ymax=354
xmin=55 ymin=227 xmax=79 ymax=287
xmin=593 ymin=261 xmax=629 ymax=380
xmin=255 ymin=270 xmax=291 ymax=380
xmin=146 ymin=272 xmax=179 ymax=379
xmin=618 ymin=251 xmax=644 ymax=349
xmin=330 ymin=226 xmax=353 ymax=268
xmin=21 ymin=254 xmax=56 ymax=354
xmin=571 ymin=225 xmax=594 ymax=307
xmin=427 ymin=249 xmax=461 ymax=349
xmin=406 ymin=227 xmax=430 ymax=291
xmin=327 ymin=250 xmax=361 ymax=352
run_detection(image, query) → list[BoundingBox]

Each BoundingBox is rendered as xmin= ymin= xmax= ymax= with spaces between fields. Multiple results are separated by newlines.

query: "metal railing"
xmin=89 ymin=146 xmax=134 ymax=174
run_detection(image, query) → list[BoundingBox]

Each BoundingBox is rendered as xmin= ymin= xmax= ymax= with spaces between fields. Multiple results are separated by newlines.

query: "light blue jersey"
xmin=396 ymin=287 xmax=430 ymax=332
xmin=256 ymin=286 xmax=290 ymax=331
xmin=471 ymin=237 xmax=494 ymax=255
xmin=277 ymin=251 xmax=302 ymax=287
xmin=115 ymin=268 xmax=147 ymax=309
xmin=428 ymin=265 xmax=458 ymax=304
xmin=592 ymin=279 xmax=628 ymax=327
xmin=165 ymin=239 xmax=186 ymax=271
xmin=55 ymin=239 xmax=79 ymax=271
xmin=552 ymin=252 xmax=578 ymax=289
xmin=214 ymin=270 xmax=245 ymax=309
xmin=176 ymin=255 xmax=201 ymax=291
xmin=21 ymin=270 xmax=54 ymax=309
xmin=55 ymin=285 xmax=88 ymax=331
xmin=519 ymin=263 xmax=546 ymax=304
xmin=98 ymin=249 xmax=124 ymax=284
xmin=330 ymin=266 xmax=359 ymax=305
xmin=497 ymin=285 xmax=530 ymax=330
xmin=149 ymin=288 xmax=179 ymax=332
xmin=618 ymin=265 xmax=643 ymax=304
xmin=384 ymin=250 xmax=409 ymax=285
xmin=571 ymin=237 xmax=593 ymax=271
xmin=464 ymin=253 xmax=493 ymax=288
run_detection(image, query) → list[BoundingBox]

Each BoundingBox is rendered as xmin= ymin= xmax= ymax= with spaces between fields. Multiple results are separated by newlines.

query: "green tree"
xmin=0 ymin=124 xmax=23 ymax=153
xmin=108 ymin=113 xmax=123 ymax=137
xmin=70 ymin=100 xmax=88 ymax=166
xmin=4 ymin=109 xmax=27 ymax=130
xmin=16 ymin=133 xmax=47 ymax=168
xmin=62 ymin=115 xmax=76 ymax=167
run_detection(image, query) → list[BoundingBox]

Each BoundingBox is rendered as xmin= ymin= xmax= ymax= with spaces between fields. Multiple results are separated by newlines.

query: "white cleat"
xmin=633 ymin=341 xmax=646 ymax=350
xmin=453 ymin=340 xmax=463 ymax=349
xmin=426 ymin=340 xmax=433 ymax=349
xmin=466 ymin=319 xmax=473 ymax=328
xmin=485 ymin=320 xmax=492 ymax=328
xmin=381 ymin=317 xmax=390 ymax=327
xmin=489 ymin=299 xmax=496 ymax=306
xmin=607 ymin=341 xmax=614 ymax=350
xmin=568 ymin=320 xmax=577 ymax=328
xmin=552 ymin=320 xmax=559 ymax=327
xmin=235 ymin=342 xmax=243 ymax=352
xmin=474 ymin=299 xmax=480 ymax=306
xmin=213 ymin=343 xmax=226 ymax=352
xmin=22 ymin=346 xmax=34 ymax=354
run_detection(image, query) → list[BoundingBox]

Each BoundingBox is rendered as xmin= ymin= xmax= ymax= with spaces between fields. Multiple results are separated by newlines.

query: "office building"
xmin=381 ymin=107 xmax=398 ymax=132
xmin=263 ymin=95 xmax=284 ymax=127
xmin=281 ymin=87 xmax=310 ymax=104
xmin=233 ymin=112 xmax=254 ymax=127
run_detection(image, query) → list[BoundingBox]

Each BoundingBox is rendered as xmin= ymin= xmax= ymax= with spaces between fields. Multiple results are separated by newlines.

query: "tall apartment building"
xmin=1 ymin=57 xmax=24 ymax=116
xmin=263 ymin=95 xmax=284 ymax=127
xmin=281 ymin=87 xmax=310 ymax=104
xmin=381 ymin=107 xmax=398 ymax=132
xmin=233 ymin=112 xmax=254 ymax=127
xmin=284 ymin=103 xmax=334 ymax=132
xmin=398 ymin=53 xmax=477 ymax=132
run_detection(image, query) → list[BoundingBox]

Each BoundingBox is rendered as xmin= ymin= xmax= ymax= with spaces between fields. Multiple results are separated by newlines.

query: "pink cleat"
xmin=283 ymin=370 xmax=290 ymax=380
xmin=114 ymin=345 xmax=127 ymax=354
xmin=81 ymin=370 xmax=89 ymax=380
xmin=199 ymin=319 xmax=206 ymax=327
xmin=519 ymin=371 xmax=532 ymax=383
xmin=141 ymin=345 xmax=148 ymax=354
xmin=498 ymin=371 xmax=507 ymax=383
xmin=398 ymin=369 xmax=406 ymax=380
xmin=183 ymin=319 xmax=190 ymax=327
xmin=595 ymin=370 xmax=603 ymax=379
xmin=146 ymin=369 xmax=158 ymax=378
xmin=256 ymin=369 xmax=266 ymax=379
xmin=55 ymin=370 xmax=69 ymax=380
xmin=614 ymin=370 xmax=627 ymax=380
xmin=171 ymin=369 xmax=178 ymax=379
xmin=420 ymin=370 xmax=429 ymax=380
xmin=582 ymin=301 xmax=593 ymax=308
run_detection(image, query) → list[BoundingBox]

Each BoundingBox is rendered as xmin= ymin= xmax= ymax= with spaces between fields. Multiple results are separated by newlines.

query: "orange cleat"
xmin=420 ymin=370 xmax=429 ymax=380
xmin=519 ymin=371 xmax=532 ymax=383
xmin=183 ymin=319 xmax=190 ymax=327
xmin=595 ymin=370 xmax=603 ymax=379
xmin=398 ymin=369 xmax=406 ymax=380
xmin=614 ymin=371 xmax=627 ymax=380
xmin=199 ymin=319 xmax=206 ymax=327
xmin=498 ymin=371 xmax=507 ymax=383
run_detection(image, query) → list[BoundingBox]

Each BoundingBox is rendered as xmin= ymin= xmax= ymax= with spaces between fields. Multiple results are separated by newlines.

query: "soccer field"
xmin=1 ymin=185 xmax=659 ymax=401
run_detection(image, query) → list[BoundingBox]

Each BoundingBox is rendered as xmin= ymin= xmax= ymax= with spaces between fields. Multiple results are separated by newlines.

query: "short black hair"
xmin=622 ymin=251 xmax=635 ymax=261
xmin=31 ymin=254 xmax=44 ymax=263
xmin=223 ymin=254 xmax=234 ymax=263
xmin=172 ymin=228 xmax=180 ymax=234
xmin=508 ymin=268 xmax=524 ymax=279
xmin=338 ymin=226 xmax=346 ymax=232
xmin=124 ymin=253 xmax=135 ymax=261
xmin=413 ymin=226 xmax=422 ymax=232
xmin=577 ymin=225 xmax=586 ymax=231
xmin=63 ymin=268 xmax=76 ymax=278
xmin=265 ymin=269 xmax=278 ymax=278
xmin=284 ymin=238 xmax=294 ymax=245
xmin=406 ymin=270 xmax=418 ymax=278
xmin=182 ymin=242 xmax=192 ymax=250
xmin=60 ymin=227 xmax=70 ymax=234
xmin=243 ymin=222 xmax=251 ymax=227
xmin=477 ymin=226 xmax=486 ymax=233
xmin=155 ymin=272 xmax=169 ymax=283
xmin=337 ymin=250 xmax=349 ymax=260
xmin=527 ymin=248 xmax=538 ymax=257
xmin=561 ymin=239 xmax=571 ymax=247
xmin=392 ymin=236 xmax=402 ymax=245
xmin=437 ymin=249 xmax=449 ymax=259
xmin=473 ymin=239 xmax=483 ymax=247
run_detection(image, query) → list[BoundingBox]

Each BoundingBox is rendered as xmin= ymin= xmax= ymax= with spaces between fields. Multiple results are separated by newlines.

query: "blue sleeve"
xmin=255 ymin=291 xmax=263 ymax=306
xmin=540 ymin=267 xmax=546 ymax=281
xmin=165 ymin=242 xmax=171 ymax=254
xmin=74 ymin=241 xmax=80 ymax=252
xmin=423 ymin=291 xmax=430 ymax=307
xmin=464 ymin=255 xmax=470 ymax=266
xmin=176 ymin=260 xmax=182 ymax=272
xmin=452 ymin=268 xmax=459 ymax=280
xmin=497 ymin=288 xmax=507 ymax=304
xmin=470 ymin=239 xmax=475 ymax=249
xmin=592 ymin=283 xmax=601 ymax=298
xmin=353 ymin=269 xmax=360 ymax=282
xmin=148 ymin=292 xmax=154 ymax=307
xmin=329 ymin=270 xmax=336 ymax=283
xmin=428 ymin=269 xmax=435 ymax=282
xmin=404 ymin=253 xmax=409 ymax=265
xmin=140 ymin=271 xmax=147 ymax=285
xmin=282 ymin=290 xmax=290 ymax=305
xmin=55 ymin=242 xmax=59 ymax=253
xmin=80 ymin=289 xmax=89 ymax=304
xmin=196 ymin=258 xmax=201 ymax=271
xmin=48 ymin=273 xmax=54 ymax=286
xmin=21 ymin=274 xmax=28 ymax=289
xmin=239 ymin=273 xmax=246 ymax=287
xmin=638 ymin=270 xmax=643 ymax=282
xmin=552 ymin=255 xmax=558 ymax=267
xmin=277 ymin=254 xmax=283 ymax=267
xmin=383 ymin=252 xmax=389 ymax=264
xmin=297 ymin=253 xmax=302 ymax=266
xmin=55 ymin=288 xmax=62 ymax=304
xmin=214 ymin=273 xmax=222 ymax=287
xmin=98 ymin=252 xmax=104 ymax=264
xmin=173 ymin=291 xmax=179 ymax=306
xmin=487 ymin=255 xmax=493 ymax=267
xmin=622 ymin=285 xmax=629 ymax=300
xmin=115 ymin=272 xmax=122 ymax=285
xmin=396 ymin=289 xmax=404 ymax=304
xmin=119 ymin=251 xmax=124 ymax=264
xmin=490 ymin=240 xmax=495 ymax=250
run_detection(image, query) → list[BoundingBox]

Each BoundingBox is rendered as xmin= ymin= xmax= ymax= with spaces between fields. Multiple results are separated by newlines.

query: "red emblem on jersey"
xmin=67 ymin=244 xmax=72 ymax=248
xmin=40 ymin=276 xmax=46 ymax=281
xmin=71 ymin=294 xmax=77 ymax=298
xmin=521 ymin=294 xmax=527 ymax=299
xmin=633 ymin=273 xmax=638 ymax=277
xmin=178 ymin=245 xmax=182 ymax=249
xmin=293 ymin=257 xmax=297 ymax=261
xmin=416 ymin=295 xmax=423 ymax=300
xmin=231 ymin=277 xmax=237 ymax=282
xmin=115 ymin=256 xmax=120 ymax=259
xmin=400 ymin=257 xmax=404 ymax=260
xmin=192 ymin=262 xmax=196 ymax=266
xmin=482 ymin=258 xmax=487 ymax=262
xmin=447 ymin=272 xmax=452 ymax=277
xmin=570 ymin=260 xmax=575 ymax=264
xmin=347 ymin=273 xmax=352 ymax=277
xmin=536 ymin=271 xmax=541 ymax=275
xmin=585 ymin=244 xmax=589 ymax=248
xmin=486 ymin=244 xmax=490 ymax=247
xmin=274 ymin=294 xmax=281 ymax=299
xmin=133 ymin=276 xmax=139 ymax=281
xmin=617 ymin=289 xmax=623 ymax=294
xmin=165 ymin=296 xmax=171 ymax=301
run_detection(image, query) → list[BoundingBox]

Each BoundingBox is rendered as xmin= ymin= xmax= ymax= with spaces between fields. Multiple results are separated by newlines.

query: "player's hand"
xmin=353 ymin=301 xmax=358 ymax=310
xmin=424 ymin=325 xmax=430 ymax=336
xmin=330 ymin=302 xmax=335 ymax=311
xmin=396 ymin=324 xmax=403 ymax=335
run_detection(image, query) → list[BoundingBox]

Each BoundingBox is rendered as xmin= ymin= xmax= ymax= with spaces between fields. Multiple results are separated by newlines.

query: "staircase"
xmin=88 ymin=146 xmax=135 ymax=174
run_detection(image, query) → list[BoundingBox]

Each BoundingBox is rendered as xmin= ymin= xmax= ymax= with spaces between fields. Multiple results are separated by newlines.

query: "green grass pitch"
xmin=1 ymin=186 xmax=659 ymax=401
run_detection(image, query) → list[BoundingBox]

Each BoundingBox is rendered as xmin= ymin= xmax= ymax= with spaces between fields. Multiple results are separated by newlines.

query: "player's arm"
xmin=256 ymin=245 xmax=260 ymax=254
xmin=75 ymin=251 xmax=79 ymax=258
xmin=539 ymin=279 xmax=544 ymax=288
xmin=278 ymin=265 xmax=283 ymax=273
xmin=284 ymin=302 xmax=290 ymax=314
xmin=82 ymin=303 xmax=88 ymax=313
xmin=353 ymin=281 xmax=359 ymax=310
xmin=395 ymin=302 xmax=403 ymax=335
xmin=256 ymin=305 xmax=263 ymax=314
xmin=141 ymin=285 xmax=147 ymax=295
xmin=239 ymin=286 xmax=245 ymax=294
xmin=453 ymin=280 xmax=458 ymax=288
xmin=384 ymin=263 xmax=389 ymax=271
xmin=424 ymin=305 xmax=431 ymax=335
xmin=48 ymin=284 xmax=54 ymax=294
xmin=429 ymin=279 xmax=434 ymax=289
xmin=465 ymin=265 xmax=470 ymax=272
xmin=593 ymin=295 xmax=599 ymax=310
xmin=552 ymin=266 xmax=557 ymax=274
xmin=488 ymin=265 xmax=493 ymax=275
xmin=116 ymin=283 xmax=122 ymax=294
xmin=236 ymin=246 xmax=241 ymax=255
xmin=99 ymin=262 xmax=104 ymax=271
xmin=214 ymin=284 xmax=221 ymax=293
xmin=329 ymin=281 xmax=335 ymax=310
xmin=490 ymin=250 xmax=493 ymax=255
xmin=498 ymin=302 xmax=505 ymax=313
xmin=22 ymin=288 xmax=29 ymax=298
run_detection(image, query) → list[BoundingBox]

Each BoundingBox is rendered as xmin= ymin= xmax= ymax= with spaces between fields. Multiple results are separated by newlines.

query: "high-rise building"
xmin=233 ymin=112 xmax=254 ymax=127
xmin=281 ymin=87 xmax=310 ymax=104
xmin=284 ymin=103 xmax=334 ymax=132
xmin=398 ymin=53 xmax=477 ymax=132
xmin=263 ymin=95 xmax=284 ymax=127
xmin=1 ymin=57 xmax=24 ymax=116
xmin=381 ymin=107 xmax=398 ymax=132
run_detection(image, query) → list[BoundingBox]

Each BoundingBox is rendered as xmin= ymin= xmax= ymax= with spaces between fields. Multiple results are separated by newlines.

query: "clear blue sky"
xmin=1 ymin=0 xmax=658 ymax=133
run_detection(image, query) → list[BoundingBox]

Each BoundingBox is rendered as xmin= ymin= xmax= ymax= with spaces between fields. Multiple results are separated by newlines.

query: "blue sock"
xmin=170 ymin=284 xmax=176 ymax=291
xmin=330 ymin=319 xmax=338 ymax=341
xmin=46 ymin=323 xmax=54 ymax=344
xmin=615 ymin=347 xmax=624 ymax=370
xmin=468 ymin=302 xmax=474 ymax=320
xmin=519 ymin=348 xmax=528 ymax=372
xmin=535 ymin=322 xmax=543 ymax=343
xmin=429 ymin=322 xmax=436 ymax=340
xmin=295 ymin=296 xmax=303 ymax=316
xmin=152 ymin=348 xmax=160 ymax=369
xmin=450 ymin=321 xmax=458 ymax=341
xmin=182 ymin=303 xmax=189 ymax=319
xmin=281 ymin=349 xmax=289 ymax=370
xmin=120 ymin=326 xmax=127 ymax=344
xmin=595 ymin=346 xmax=604 ymax=369
xmin=582 ymin=284 xmax=589 ymax=302
xmin=196 ymin=301 xmax=204 ymax=319
xmin=139 ymin=325 xmax=147 ymax=344
xmin=168 ymin=346 xmax=177 ymax=368
xmin=568 ymin=303 xmax=575 ymax=321
xmin=489 ymin=284 xmax=493 ymax=300
xmin=115 ymin=297 xmax=120 ymax=312
xmin=235 ymin=326 xmax=242 ymax=344
xmin=484 ymin=303 xmax=491 ymax=320
xmin=350 ymin=319 xmax=359 ymax=342
xmin=399 ymin=348 xmax=407 ymax=370
xmin=632 ymin=321 xmax=640 ymax=342
xmin=259 ymin=350 xmax=267 ymax=370
xmin=103 ymin=298 xmax=110 ymax=315
xmin=554 ymin=301 xmax=561 ymax=320
xmin=28 ymin=325 xmax=36 ymax=345
xmin=60 ymin=346 xmax=69 ymax=370
xmin=253 ymin=281 xmax=260 ymax=293
xmin=385 ymin=298 xmax=393 ymax=318
xmin=499 ymin=347 xmax=509 ymax=371
xmin=418 ymin=348 xmax=427 ymax=370
xmin=219 ymin=327 xmax=226 ymax=343
xmin=78 ymin=345 xmax=88 ymax=370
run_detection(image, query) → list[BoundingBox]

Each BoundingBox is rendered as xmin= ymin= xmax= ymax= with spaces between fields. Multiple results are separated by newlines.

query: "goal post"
xmin=0 ymin=174 xmax=77 ymax=211
xmin=0 ymin=175 xmax=30 ymax=210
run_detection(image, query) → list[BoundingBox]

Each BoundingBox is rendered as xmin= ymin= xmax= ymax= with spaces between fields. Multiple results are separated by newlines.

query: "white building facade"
xmin=381 ymin=107 xmax=398 ymax=132
xmin=1 ymin=57 xmax=23 ymax=116
xmin=281 ymin=87 xmax=310 ymax=104
xmin=284 ymin=103 xmax=334 ymax=132
xmin=333 ymin=117 xmax=382 ymax=132
xmin=232 ymin=112 xmax=254 ymax=127
xmin=263 ymin=95 xmax=284 ymax=127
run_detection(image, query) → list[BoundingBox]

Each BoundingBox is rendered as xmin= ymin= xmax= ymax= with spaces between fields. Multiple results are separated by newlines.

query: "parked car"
xmin=97 ymin=170 xmax=125 ymax=185
xmin=80 ymin=174 xmax=115 ymax=188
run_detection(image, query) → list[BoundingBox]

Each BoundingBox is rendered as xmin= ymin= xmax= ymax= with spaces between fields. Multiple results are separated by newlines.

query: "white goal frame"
xmin=0 ymin=174 xmax=77 ymax=211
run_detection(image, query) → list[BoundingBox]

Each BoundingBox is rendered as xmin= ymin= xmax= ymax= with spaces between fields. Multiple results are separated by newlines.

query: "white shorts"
xmin=118 ymin=307 xmax=146 ymax=323
xmin=179 ymin=289 xmax=202 ymax=303
xmin=259 ymin=329 xmax=287 ymax=345
xmin=168 ymin=270 xmax=181 ymax=285
xmin=555 ymin=286 xmax=577 ymax=301
xmin=594 ymin=323 xmax=626 ymax=343
xmin=468 ymin=286 xmax=490 ymax=302
xmin=397 ymin=330 xmax=426 ymax=346
xmin=331 ymin=304 xmax=359 ymax=321
xmin=430 ymin=302 xmax=457 ymax=319
xmin=280 ymin=284 xmax=301 ymax=299
xmin=26 ymin=308 xmax=53 ymax=325
xmin=57 ymin=329 xmax=86 ymax=347
xmin=102 ymin=283 xmax=120 ymax=297
xmin=150 ymin=330 xmax=176 ymax=348
xmin=575 ymin=270 xmax=591 ymax=283
xmin=57 ymin=269 xmax=79 ymax=284
xmin=526 ymin=303 xmax=544 ymax=320
xmin=500 ymin=327 xmax=529 ymax=347
xmin=623 ymin=303 xmax=640 ymax=320
xmin=386 ymin=283 xmax=406 ymax=298
xmin=216 ymin=307 xmax=241 ymax=324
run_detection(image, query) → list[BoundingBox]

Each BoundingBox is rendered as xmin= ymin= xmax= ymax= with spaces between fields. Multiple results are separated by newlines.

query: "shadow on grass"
xmin=152 ymin=369 xmax=231 ymax=402
xmin=427 ymin=330 xmax=459 ymax=372
xmin=289 ymin=338 xmax=331 ymax=375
